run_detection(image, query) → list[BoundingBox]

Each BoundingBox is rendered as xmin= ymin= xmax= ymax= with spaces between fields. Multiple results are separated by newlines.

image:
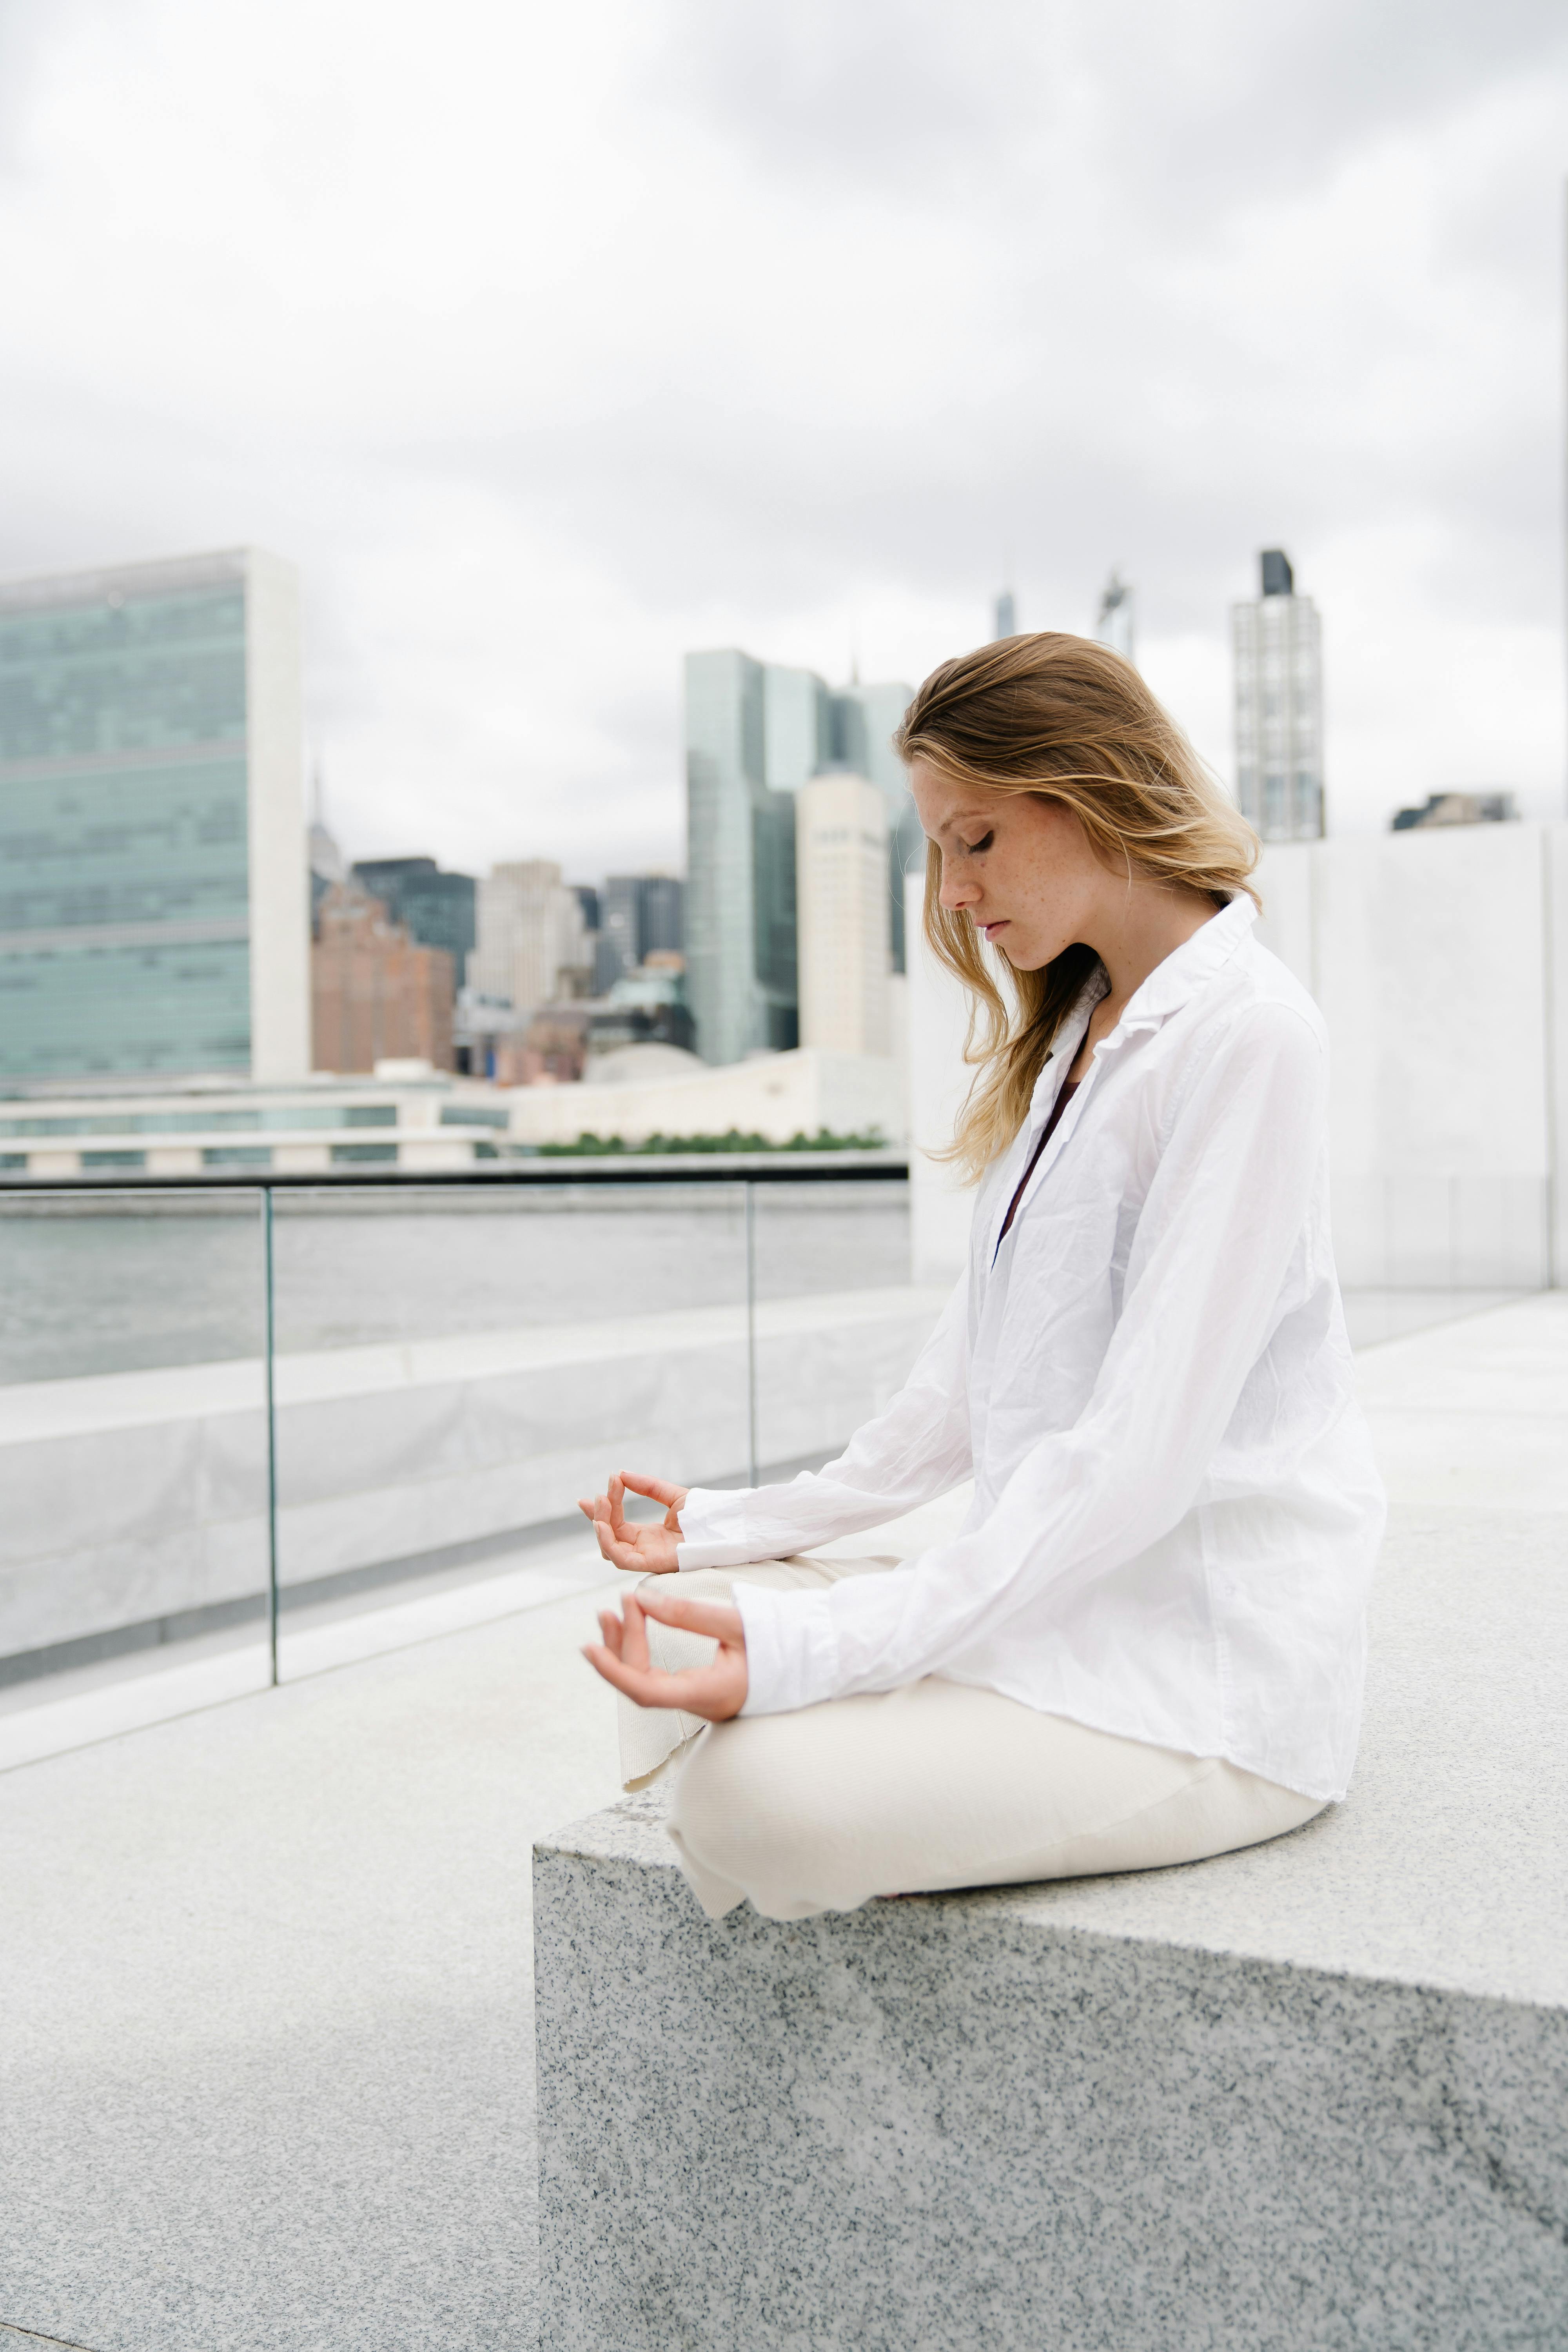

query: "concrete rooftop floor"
xmin=2 ymin=1288 xmax=1566 ymax=2352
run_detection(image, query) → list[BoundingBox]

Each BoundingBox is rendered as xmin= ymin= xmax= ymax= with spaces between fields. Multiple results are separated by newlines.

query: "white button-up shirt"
xmin=676 ymin=899 xmax=1385 ymax=1802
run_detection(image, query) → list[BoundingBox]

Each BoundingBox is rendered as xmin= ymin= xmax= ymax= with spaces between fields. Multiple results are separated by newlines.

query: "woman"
xmin=579 ymin=632 xmax=1385 ymax=1924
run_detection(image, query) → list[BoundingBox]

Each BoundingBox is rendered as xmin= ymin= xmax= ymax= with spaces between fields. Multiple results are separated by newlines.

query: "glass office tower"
xmin=0 ymin=548 xmax=310 ymax=1082
xmin=685 ymin=652 xmax=915 ymax=1064
xmin=600 ymin=874 xmax=686 ymax=983
xmin=1232 ymin=550 xmax=1325 ymax=842
xmin=832 ymin=679 xmax=918 ymax=970
xmin=685 ymin=650 xmax=794 ymax=1065
xmin=350 ymin=857 xmax=477 ymax=978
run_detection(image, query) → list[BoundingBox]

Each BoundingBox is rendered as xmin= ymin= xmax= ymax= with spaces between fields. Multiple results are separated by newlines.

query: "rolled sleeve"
xmin=674 ymin=1485 xmax=759 ymax=1570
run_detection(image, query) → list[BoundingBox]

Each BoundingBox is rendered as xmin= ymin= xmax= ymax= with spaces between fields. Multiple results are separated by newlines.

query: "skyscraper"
xmin=685 ymin=652 xmax=913 ymax=1065
xmin=311 ymin=883 xmax=456 ymax=1073
xmin=762 ymin=665 xmax=834 ymax=791
xmin=1232 ymin=550 xmax=1324 ymax=842
xmin=795 ymin=771 xmax=891 ymax=1056
xmin=684 ymin=651 xmax=797 ymax=1066
xmin=468 ymin=860 xmax=590 ymax=1010
xmin=640 ymin=875 xmax=685 ymax=958
xmin=1094 ymin=572 xmax=1136 ymax=667
xmin=350 ymin=856 xmax=476 ymax=978
xmin=834 ymin=678 xmax=922 ymax=970
xmin=599 ymin=873 xmax=686 ymax=983
xmin=0 ymin=547 xmax=309 ymax=1082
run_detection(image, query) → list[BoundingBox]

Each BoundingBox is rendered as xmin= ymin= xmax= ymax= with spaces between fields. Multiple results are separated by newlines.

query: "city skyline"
xmin=0 ymin=1 xmax=1563 ymax=882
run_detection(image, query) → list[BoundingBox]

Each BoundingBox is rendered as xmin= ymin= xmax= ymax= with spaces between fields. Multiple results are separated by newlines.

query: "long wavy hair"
xmin=895 ymin=632 xmax=1261 ymax=1182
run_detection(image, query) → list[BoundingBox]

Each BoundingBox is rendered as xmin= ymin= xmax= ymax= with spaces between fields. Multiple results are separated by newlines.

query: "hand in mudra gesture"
xmin=577 ymin=1470 xmax=748 ymax=1718
xmin=582 ymin=1585 xmax=748 ymax=1722
xmin=575 ymin=1469 xmax=688 ymax=1573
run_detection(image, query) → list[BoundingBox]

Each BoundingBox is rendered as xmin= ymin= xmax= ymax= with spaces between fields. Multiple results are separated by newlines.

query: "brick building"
xmin=312 ymin=883 xmax=455 ymax=1073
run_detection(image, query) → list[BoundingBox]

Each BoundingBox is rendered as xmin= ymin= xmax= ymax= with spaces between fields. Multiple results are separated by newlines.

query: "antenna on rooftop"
xmin=1094 ymin=571 xmax=1136 ymax=667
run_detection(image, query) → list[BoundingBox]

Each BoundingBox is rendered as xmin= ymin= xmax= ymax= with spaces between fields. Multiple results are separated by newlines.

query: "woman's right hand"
xmin=575 ymin=1470 xmax=689 ymax=1574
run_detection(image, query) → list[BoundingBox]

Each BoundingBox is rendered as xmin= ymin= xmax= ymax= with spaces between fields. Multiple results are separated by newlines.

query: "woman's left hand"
xmin=583 ymin=1586 xmax=748 ymax=1721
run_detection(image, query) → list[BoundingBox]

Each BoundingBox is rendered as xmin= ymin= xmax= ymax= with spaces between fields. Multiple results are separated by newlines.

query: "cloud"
xmin=0 ymin=0 xmax=1563 ymax=879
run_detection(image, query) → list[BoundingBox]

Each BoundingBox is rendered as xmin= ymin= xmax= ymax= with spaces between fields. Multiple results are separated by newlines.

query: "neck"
xmin=1085 ymin=880 xmax=1218 ymax=1025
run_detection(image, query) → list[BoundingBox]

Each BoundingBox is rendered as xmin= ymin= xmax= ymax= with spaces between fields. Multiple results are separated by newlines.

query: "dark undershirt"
xmin=993 ymin=1071 xmax=1081 ymax=1257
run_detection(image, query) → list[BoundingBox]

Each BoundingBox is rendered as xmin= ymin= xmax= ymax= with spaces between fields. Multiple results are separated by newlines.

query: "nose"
xmin=939 ymin=855 xmax=980 ymax=913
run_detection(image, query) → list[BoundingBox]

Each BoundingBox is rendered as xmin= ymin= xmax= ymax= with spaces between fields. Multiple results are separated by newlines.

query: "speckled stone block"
xmin=534 ymin=1515 xmax=1568 ymax=2352
xmin=535 ymin=1802 xmax=1568 ymax=2351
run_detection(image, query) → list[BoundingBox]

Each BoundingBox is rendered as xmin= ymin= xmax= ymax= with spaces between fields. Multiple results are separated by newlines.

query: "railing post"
xmin=744 ymin=1180 xmax=758 ymax=1487
xmin=263 ymin=1185 xmax=279 ymax=1688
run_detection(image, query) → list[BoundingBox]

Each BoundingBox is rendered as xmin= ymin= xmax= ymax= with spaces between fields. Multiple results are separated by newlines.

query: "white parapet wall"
xmin=505 ymin=1046 xmax=906 ymax=1149
xmin=0 ymin=1285 xmax=950 ymax=1665
xmin=905 ymin=826 xmax=1568 ymax=1292
xmin=1256 ymin=822 xmax=1567 ymax=1289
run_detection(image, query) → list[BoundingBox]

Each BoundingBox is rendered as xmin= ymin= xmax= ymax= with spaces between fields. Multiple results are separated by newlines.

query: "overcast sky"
xmin=2 ymin=0 xmax=1566 ymax=881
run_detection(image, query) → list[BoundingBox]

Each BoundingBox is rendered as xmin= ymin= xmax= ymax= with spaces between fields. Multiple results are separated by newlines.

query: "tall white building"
xmin=1232 ymin=549 xmax=1324 ymax=842
xmin=0 ymin=546 xmax=309 ymax=1084
xmin=1094 ymin=572 xmax=1136 ymax=666
xmin=468 ymin=860 xmax=589 ymax=1010
xmin=795 ymin=771 xmax=891 ymax=1057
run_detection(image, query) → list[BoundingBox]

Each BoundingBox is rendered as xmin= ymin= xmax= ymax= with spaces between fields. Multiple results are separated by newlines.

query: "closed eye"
xmin=960 ymin=831 xmax=995 ymax=855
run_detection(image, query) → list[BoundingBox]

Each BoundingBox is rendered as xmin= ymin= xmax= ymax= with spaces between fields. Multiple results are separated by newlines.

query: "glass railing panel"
xmin=266 ymin=1177 xmax=753 ymax=1673
xmin=0 ymin=1185 xmax=273 ymax=1759
xmin=746 ymin=1172 xmax=939 ymax=1489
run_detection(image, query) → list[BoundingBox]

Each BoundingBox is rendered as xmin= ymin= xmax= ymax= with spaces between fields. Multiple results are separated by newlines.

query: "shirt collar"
xmin=1029 ymin=972 xmax=1107 ymax=1110
xmin=1024 ymin=896 xmax=1255 ymax=1114
xmin=1114 ymin=894 xmax=1256 ymax=1036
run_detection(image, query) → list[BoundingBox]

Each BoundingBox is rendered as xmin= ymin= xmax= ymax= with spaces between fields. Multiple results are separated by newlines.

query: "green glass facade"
xmin=685 ymin=651 xmax=802 ymax=1065
xmin=0 ymin=1103 xmax=396 ymax=1136
xmin=349 ymin=858 xmax=477 ymax=975
xmin=0 ymin=572 xmax=254 ymax=1079
xmin=685 ymin=652 xmax=913 ymax=1062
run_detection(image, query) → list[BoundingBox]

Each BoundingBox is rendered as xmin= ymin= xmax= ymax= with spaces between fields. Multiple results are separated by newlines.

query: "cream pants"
xmin=619 ymin=1555 xmax=1326 ymax=1922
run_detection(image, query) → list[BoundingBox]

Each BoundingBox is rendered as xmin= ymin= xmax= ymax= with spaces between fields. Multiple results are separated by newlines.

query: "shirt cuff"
xmin=675 ymin=1535 xmax=765 ymax=1570
xmin=675 ymin=1483 xmax=763 ymax=1571
xmin=732 ymin=1580 xmax=841 ymax=1715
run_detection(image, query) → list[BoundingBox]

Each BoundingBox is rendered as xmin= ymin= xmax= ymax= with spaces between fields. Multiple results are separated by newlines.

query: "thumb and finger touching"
xmin=581 ymin=1585 xmax=748 ymax=1715
xmin=619 ymin=1469 xmax=685 ymax=1508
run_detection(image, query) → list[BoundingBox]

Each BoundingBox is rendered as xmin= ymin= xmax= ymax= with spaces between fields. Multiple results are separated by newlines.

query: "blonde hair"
xmin=895 ymin=631 xmax=1261 ymax=1181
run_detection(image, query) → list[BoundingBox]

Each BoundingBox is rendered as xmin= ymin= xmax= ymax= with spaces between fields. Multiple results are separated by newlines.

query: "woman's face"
xmin=908 ymin=755 xmax=1108 ymax=972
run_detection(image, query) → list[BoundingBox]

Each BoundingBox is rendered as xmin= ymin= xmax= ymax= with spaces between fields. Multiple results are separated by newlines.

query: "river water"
xmin=0 ymin=1181 xmax=913 ymax=1385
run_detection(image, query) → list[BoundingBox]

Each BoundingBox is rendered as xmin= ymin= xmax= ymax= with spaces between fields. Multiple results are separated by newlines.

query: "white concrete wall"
xmin=906 ymin=824 xmax=1566 ymax=1291
xmin=1258 ymin=824 xmax=1562 ymax=1288
xmin=1551 ymin=829 xmax=1568 ymax=1287
xmin=504 ymin=1045 xmax=906 ymax=1147
xmin=0 ymin=1287 xmax=949 ymax=1660
xmin=244 ymin=549 xmax=311 ymax=1082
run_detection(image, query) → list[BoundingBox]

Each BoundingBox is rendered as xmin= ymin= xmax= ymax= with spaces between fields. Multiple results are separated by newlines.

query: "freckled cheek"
xmin=1013 ymin=880 xmax=1059 ymax=931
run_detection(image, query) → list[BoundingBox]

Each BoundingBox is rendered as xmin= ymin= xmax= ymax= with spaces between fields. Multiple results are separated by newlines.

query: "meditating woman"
xmin=578 ymin=631 xmax=1385 ymax=1924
